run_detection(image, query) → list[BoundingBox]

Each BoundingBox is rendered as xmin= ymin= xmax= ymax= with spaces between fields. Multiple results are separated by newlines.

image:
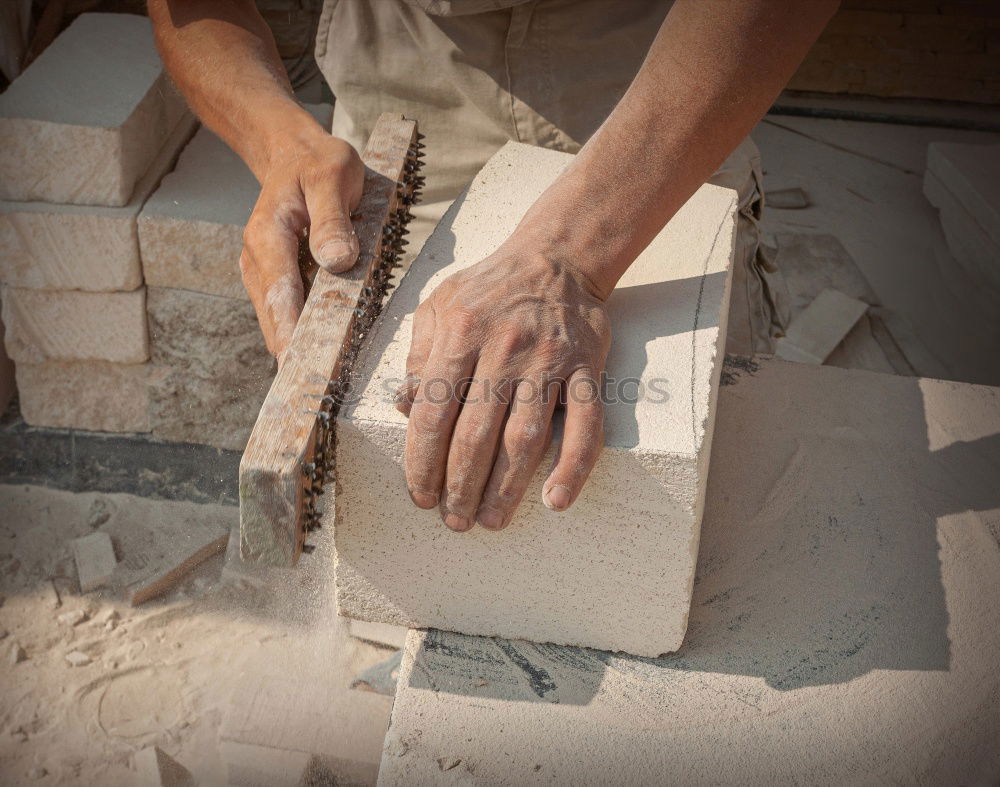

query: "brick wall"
xmin=790 ymin=1 xmax=999 ymax=104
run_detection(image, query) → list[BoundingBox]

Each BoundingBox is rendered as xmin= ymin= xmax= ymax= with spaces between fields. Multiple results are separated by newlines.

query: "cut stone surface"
xmin=0 ymin=13 xmax=187 ymax=206
xmin=134 ymin=746 xmax=194 ymax=787
xmin=349 ymin=619 xmax=407 ymax=649
xmin=924 ymin=142 xmax=1000 ymax=293
xmin=0 ymin=114 xmax=197 ymax=292
xmin=139 ymin=103 xmax=332 ymax=299
xmin=775 ymin=287 xmax=869 ymax=364
xmin=219 ymin=674 xmax=388 ymax=786
xmin=333 ymin=142 xmax=737 ymax=657
xmin=16 ymin=361 xmax=151 ymax=433
xmin=2 ymin=286 xmax=148 ymax=364
xmin=379 ymin=358 xmax=1000 ymax=786
xmin=146 ymin=286 xmax=274 ymax=451
xmin=71 ymin=531 xmax=117 ymax=592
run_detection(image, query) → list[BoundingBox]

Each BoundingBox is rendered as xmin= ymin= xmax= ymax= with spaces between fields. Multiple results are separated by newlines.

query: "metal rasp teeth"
xmin=297 ymin=128 xmax=424 ymax=551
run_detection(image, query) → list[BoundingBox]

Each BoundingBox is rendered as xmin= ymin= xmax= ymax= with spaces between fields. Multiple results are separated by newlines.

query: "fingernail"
xmin=543 ymin=484 xmax=571 ymax=511
xmin=444 ymin=513 xmax=471 ymax=532
xmin=476 ymin=506 xmax=505 ymax=530
xmin=409 ymin=489 xmax=438 ymax=509
xmin=318 ymin=237 xmax=357 ymax=271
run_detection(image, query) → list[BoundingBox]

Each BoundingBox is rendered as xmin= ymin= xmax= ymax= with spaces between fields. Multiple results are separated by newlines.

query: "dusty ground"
xmin=0 ymin=484 xmax=392 ymax=786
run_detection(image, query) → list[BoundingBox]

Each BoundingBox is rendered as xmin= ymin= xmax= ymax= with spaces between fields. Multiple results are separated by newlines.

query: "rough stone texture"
xmin=0 ymin=317 xmax=14 ymax=416
xmin=139 ymin=103 xmax=332 ymax=299
xmin=0 ymin=114 xmax=197 ymax=292
xmin=15 ymin=360 xmax=150 ymax=433
xmin=2 ymin=286 xmax=148 ymax=364
xmin=379 ymin=358 xmax=1000 ymax=785
xmin=333 ymin=143 xmax=737 ymax=657
xmin=924 ymin=141 xmax=1000 ymax=294
xmin=146 ymin=286 xmax=275 ymax=451
xmin=0 ymin=13 xmax=187 ymax=206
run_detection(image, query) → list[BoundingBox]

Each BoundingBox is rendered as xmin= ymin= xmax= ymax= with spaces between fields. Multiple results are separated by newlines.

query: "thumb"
xmin=304 ymin=186 xmax=360 ymax=274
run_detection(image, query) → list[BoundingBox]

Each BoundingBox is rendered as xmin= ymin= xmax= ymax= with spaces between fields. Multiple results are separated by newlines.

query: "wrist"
xmin=246 ymin=100 xmax=331 ymax=182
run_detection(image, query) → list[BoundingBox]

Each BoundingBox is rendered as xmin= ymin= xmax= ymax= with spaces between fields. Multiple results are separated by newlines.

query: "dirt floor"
xmin=0 ymin=484 xmax=391 ymax=786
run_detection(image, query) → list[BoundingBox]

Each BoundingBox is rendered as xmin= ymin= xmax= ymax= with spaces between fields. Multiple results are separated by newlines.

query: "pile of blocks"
xmin=0 ymin=13 xmax=292 ymax=452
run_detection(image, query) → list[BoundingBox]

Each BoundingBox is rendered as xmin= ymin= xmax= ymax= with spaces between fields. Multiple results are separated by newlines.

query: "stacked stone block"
xmin=0 ymin=13 xmax=194 ymax=437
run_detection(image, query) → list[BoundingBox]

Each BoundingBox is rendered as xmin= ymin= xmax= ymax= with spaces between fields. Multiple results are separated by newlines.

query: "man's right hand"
xmin=239 ymin=127 xmax=365 ymax=364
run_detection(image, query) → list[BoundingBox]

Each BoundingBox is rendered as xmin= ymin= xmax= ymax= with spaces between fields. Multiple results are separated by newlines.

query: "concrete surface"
xmin=0 ymin=14 xmax=187 ymax=206
xmin=775 ymin=288 xmax=868 ymax=364
xmin=379 ymin=358 xmax=1000 ymax=785
xmin=139 ymin=103 xmax=332 ymax=299
xmin=0 ymin=114 xmax=197 ymax=292
xmin=334 ymin=142 xmax=737 ymax=656
xmin=2 ymin=286 xmax=148 ymax=364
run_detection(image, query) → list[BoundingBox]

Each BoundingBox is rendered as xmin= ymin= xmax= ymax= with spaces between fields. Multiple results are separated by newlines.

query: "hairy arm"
xmin=401 ymin=0 xmax=839 ymax=531
xmin=148 ymin=0 xmax=364 ymax=361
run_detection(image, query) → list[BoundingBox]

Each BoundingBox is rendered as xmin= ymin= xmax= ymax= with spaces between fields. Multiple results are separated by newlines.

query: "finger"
xmin=439 ymin=371 xmax=513 ymax=531
xmin=474 ymin=378 xmax=558 ymax=531
xmin=303 ymin=173 xmax=361 ymax=274
xmin=404 ymin=336 xmax=477 ymax=515
xmin=242 ymin=209 xmax=306 ymax=362
xmin=542 ymin=369 xmax=605 ymax=511
xmin=395 ymin=303 xmax=436 ymax=417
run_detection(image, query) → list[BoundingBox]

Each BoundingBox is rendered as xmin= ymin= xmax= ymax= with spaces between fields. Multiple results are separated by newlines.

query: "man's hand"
xmin=396 ymin=241 xmax=611 ymax=532
xmin=239 ymin=130 xmax=364 ymax=363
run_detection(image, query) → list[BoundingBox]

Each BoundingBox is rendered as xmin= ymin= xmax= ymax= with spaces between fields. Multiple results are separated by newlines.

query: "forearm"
xmin=516 ymin=0 xmax=839 ymax=299
xmin=148 ymin=0 xmax=326 ymax=181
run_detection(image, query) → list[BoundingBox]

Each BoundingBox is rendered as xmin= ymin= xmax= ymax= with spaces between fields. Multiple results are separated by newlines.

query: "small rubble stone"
xmin=57 ymin=609 xmax=87 ymax=627
xmin=0 ymin=629 xmax=8 ymax=640
xmin=10 ymin=641 xmax=26 ymax=664
xmin=28 ymin=767 xmax=47 ymax=780
xmin=87 ymin=499 xmax=115 ymax=529
xmin=72 ymin=531 xmax=118 ymax=592
xmin=64 ymin=651 xmax=91 ymax=667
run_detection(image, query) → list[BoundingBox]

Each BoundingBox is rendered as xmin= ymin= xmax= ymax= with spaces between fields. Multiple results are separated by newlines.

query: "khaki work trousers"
xmin=316 ymin=0 xmax=787 ymax=354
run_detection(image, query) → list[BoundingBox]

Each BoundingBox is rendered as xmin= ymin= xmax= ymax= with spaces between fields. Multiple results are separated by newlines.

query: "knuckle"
xmin=446 ymin=307 xmax=478 ymax=339
xmin=411 ymin=403 xmax=452 ymax=434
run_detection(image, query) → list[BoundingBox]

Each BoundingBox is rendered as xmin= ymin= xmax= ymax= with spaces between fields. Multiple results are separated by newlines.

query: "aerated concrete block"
xmin=139 ymin=103 xmax=332 ymax=298
xmin=16 ymin=360 xmax=151 ymax=433
xmin=146 ymin=286 xmax=274 ymax=451
xmin=0 ymin=114 xmax=197 ymax=292
xmin=2 ymin=286 xmax=148 ymax=364
xmin=332 ymin=143 xmax=737 ymax=657
xmin=0 ymin=14 xmax=187 ymax=206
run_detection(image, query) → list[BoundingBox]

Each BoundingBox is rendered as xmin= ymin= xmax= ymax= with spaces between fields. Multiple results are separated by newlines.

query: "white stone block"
xmin=0 ymin=14 xmax=187 ymax=206
xmin=16 ymin=360 xmax=150 ymax=433
xmin=774 ymin=288 xmax=868 ymax=365
xmin=333 ymin=143 xmax=737 ymax=657
xmin=924 ymin=142 xmax=1000 ymax=293
xmin=139 ymin=103 xmax=332 ymax=298
xmin=2 ymin=286 xmax=148 ymax=364
xmin=0 ymin=114 xmax=197 ymax=292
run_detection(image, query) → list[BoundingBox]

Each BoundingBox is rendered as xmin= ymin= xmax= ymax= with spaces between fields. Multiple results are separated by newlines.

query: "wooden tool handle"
xmin=239 ymin=113 xmax=423 ymax=567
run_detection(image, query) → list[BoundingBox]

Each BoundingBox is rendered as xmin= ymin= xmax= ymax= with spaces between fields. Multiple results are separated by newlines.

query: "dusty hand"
xmin=396 ymin=242 xmax=611 ymax=531
xmin=239 ymin=127 xmax=364 ymax=363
